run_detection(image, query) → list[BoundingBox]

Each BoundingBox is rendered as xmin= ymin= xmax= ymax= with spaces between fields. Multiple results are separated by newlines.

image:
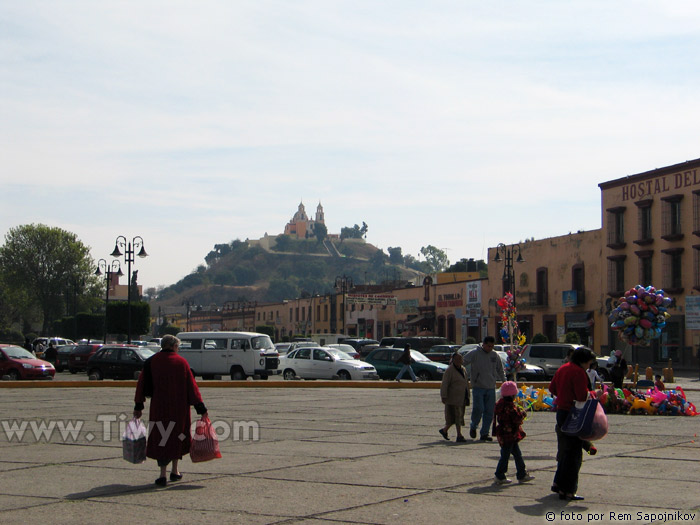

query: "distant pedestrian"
xmin=44 ymin=342 xmax=57 ymax=363
xmin=439 ymin=352 xmax=469 ymax=442
xmin=493 ymin=381 xmax=534 ymax=485
xmin=462 ymin=336 xmax=505 ymax=441
xmin=586 ymin=361 xmax=604 ymax=390
xmin=133 ymin=334 xmax=208 ymax=487
xmin=610 ymin=350 xmax=627 ymax=389
xmin=395 ymin=344 xmax=417 ymax=382
xmin=654 ymin=374 xmax=665 ymax=391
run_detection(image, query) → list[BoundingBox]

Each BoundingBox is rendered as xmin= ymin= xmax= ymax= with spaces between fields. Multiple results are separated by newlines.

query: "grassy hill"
xmin=153 ymin=236 xmax=419 ymax=308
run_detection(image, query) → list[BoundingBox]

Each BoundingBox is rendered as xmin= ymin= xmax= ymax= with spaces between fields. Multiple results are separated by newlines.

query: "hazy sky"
xmin=3 ymin=1 xmax=700 ymax=289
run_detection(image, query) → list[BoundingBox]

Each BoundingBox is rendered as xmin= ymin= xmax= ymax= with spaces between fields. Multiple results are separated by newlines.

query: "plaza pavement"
xmin=0 ymin=378 xmax=698 ymax=525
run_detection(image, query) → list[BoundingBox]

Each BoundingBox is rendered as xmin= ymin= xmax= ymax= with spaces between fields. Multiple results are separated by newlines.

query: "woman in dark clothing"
xmin=549 ymin=347 xmax=595 ymax=501
xmin=134 ymin=334 xmax=208 ymax=487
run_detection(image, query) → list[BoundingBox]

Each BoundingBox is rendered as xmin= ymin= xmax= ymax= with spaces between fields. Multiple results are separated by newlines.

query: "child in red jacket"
xmin=493 ymin=381 xmax=535 ymax=485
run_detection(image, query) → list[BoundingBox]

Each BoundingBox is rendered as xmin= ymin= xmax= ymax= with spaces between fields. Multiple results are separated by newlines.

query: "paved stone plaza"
xmin=0 ymin=381 xmax=698 ymax=524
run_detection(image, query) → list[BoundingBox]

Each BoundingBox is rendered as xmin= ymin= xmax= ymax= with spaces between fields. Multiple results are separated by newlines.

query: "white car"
xmin=279 ymin=347 xmax=379 ymax=380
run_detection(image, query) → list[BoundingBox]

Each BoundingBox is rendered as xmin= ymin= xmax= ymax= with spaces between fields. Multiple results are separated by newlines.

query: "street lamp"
xmin=95 ymin=258 xmax=123 ymax=343
xmin=110 ymin=235 xmax=148 ymax=343
xmin=493 ymin=243 xmax=524 ymax=305
xmin=335 ymin=275 xmax=353 ymax=334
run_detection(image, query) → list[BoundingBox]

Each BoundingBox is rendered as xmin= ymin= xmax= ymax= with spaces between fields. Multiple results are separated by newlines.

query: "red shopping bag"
xmin=190 ymin=415 xmax=222 ymax=463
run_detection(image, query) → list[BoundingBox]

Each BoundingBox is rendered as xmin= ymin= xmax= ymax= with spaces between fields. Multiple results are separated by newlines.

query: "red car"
xmin=0 ymin=344 xmax=55 ymax=380
xmin=68 ymin=344 xmax=103 ymax=373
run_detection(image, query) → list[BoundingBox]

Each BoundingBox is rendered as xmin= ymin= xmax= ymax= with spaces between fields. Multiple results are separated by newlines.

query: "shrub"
xmin=531 ymin=333 xmax=549 ymax=344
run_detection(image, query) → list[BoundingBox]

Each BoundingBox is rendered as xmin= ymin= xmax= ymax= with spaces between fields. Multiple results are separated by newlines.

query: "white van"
xmin=176 ymin=331 xmax=280 ymax=380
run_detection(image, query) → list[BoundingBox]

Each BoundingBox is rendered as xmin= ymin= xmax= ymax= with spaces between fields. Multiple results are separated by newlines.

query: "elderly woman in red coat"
xmin=134 ymin=334 xmax=208 ymax=487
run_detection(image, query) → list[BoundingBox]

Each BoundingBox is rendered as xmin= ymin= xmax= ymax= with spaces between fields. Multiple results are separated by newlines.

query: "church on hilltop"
xmin=284 ymin=201 xmax=333 ymax=239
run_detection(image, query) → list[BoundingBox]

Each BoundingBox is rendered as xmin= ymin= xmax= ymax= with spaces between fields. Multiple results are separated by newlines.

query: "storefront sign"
xmin=347 ymin=294 xmax=397 ymax=306
xmin=685 ymin=296 xmax=700 ymax=330
xmin=437 ymin=292 xmax=463 ymax=308
xmin=620 ymin=169 xmax=700 ymax=201
xmin=466 ymin=281 xmax=481 ymax=311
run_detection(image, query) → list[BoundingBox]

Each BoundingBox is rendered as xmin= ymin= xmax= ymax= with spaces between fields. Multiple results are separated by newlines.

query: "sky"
xmin=3 ymin=1 xmax=700 ymax=290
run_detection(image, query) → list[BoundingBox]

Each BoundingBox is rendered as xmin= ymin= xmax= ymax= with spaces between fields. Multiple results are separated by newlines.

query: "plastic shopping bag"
xmin=122 ymin=418 xmax=147 ymax=464
xmin=561 ymin=398 xmax=598 ymax=438
xmin=580 ymin=401 xmax=608 ymax=441
xmin=190 ymin=415 xmax=222 ymax=463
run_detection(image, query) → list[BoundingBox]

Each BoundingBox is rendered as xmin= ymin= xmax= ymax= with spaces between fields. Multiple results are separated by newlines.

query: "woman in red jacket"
xmin=134 ymin=334 xmax=208 ymax=487
xmin=549 ymin=347 xmax=595 ymax=501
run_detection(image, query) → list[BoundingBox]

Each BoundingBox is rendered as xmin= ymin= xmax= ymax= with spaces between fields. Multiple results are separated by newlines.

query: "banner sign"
xmin=347 ymin=293 xmax=397 ymax=306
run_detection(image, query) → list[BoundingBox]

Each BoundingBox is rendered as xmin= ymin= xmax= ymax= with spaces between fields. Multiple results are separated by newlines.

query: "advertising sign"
xmin=346 ymin=293 xmax=397 ymax=306
xmin=685 ymin=296 xmax=700 ymax=330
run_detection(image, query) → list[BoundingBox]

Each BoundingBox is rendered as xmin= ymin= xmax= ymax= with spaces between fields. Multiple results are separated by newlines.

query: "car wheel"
xmin=417 ymin=371 xmax=431 ymax=381
xmin=88 ymin=368 xmax=103 ymax=380
xmin=55 ymin=366 xmax=63 ymax=373
xmin=283 ymin=369 xmax=296 ymax=380
xmin=337 ymin=370 xmax=351 ymax=380
xmin=230 ymin=367 xmax=246 ymax=381
xmin=8 ymin=369 xmax=20 ymax=380
xmin=516 ymin=374 xmax=527 ymax=381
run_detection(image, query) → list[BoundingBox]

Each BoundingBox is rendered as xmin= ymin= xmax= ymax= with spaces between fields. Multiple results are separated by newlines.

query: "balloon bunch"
xmin=609 ymin=285 xmax=672 ymax=346
xmin=497 ymin=293 xmax=527 ymax=374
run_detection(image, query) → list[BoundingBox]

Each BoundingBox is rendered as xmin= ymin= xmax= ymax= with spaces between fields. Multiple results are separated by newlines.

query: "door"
xmin=311 ymin=348 xmax=335 ymax=379
xmin=200 ymin=338 xmax=228 ymax=374
xmin=291 ymin=347 xmax=313 ymax=378
xmin=120 ymin=348 xmax=141 ymax=379
xmin=230 ymin=338 xmax=252 ymax=375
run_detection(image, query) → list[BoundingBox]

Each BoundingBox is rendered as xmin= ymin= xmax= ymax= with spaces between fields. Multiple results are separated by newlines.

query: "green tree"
xmin=419 ymin=245 xmax=450 ymax=274
xmin=531 ymin=333 xmax=549 ymax=344
xmin=564 ymin=331 xmax=581 ymax=344
xmin=387 ymin=247 xmax=404 ymax=265
xmin=0 ymin=224 xmax=97 ymax=333
xmin=313 ymin=223 xmax=328 ymax=244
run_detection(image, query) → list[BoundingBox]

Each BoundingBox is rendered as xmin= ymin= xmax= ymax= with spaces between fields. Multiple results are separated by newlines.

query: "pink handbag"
xmin=190 ymin=415 xmax=222 ymax=463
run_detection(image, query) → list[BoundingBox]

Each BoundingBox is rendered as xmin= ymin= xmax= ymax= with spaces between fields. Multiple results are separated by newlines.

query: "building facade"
xmin=599 ymin=158 xmax=700 ymax=368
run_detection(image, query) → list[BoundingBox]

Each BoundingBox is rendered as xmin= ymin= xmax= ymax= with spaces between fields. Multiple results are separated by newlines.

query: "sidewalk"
xmin=0 ymin=384 xmax=698 ymax=524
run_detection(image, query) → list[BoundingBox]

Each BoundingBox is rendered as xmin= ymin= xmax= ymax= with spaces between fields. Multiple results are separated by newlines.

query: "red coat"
xmin=549 ymin=361 xmax=590 ymax=411
xmin=494 ymin=398 xmax=526 ymax=446
xmin=135 ymin=350 xmax=205 ymax=462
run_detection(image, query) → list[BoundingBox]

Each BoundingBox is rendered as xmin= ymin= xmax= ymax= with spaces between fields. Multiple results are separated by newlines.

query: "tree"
xmin=0 ymin=224 xmax=97 ymax=333
xmin=313 ymin=223 xmax=328 ymax=244
xmin=419 ymin=245 xmax=450 ymax=274
xmin=387 ymin=247 xmax=404 ymax=265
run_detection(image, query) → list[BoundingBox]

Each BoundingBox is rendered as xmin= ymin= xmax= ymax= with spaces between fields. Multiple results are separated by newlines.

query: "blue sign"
xmin=562 ymin=290 xmax=577 ymax=308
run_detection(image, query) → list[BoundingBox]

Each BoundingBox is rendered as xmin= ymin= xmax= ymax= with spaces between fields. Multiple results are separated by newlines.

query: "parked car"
xmin=32 ymin=337 xmax=75 ymax=357
xmin=279 ymin=347 xmax=379 ymax=380
xmin=389 ymin=336 xmax=451 ymax=353
xmin=520 ymin=343 xmax=595 ymax=379
xmin=423 ymin=344 xmax=463 ymax=363
xmin=358 ymin=344 xmax=380 ymax=360
xmin=495 ymin=351 xmax=546 ymax=382
xmin=0 ymin=344 xmax=55 ymax=380
xmin=326 ymin=343 xmax=360 ymax=359
xmin=87 ymin=345 xmax=156 ymax=380
xmin=340 ymin=338 xmax=380 ymax=352
xmin=54 ymin=344 xmax=77 ymax=372
xmin=274 ymin=342 xmax=292 ymax=355
xmin=68 ymin=344 xmax=103 ymax=374
xmin=364 ymin=347 xmax=448 ymax=381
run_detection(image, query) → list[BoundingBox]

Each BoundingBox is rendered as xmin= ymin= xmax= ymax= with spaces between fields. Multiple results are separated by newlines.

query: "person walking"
xmin=493 ymin=381 xmax=534 ymax=485
xmin=549 ymin=346 xmax=596 ymax=501
xmin=610 ymin=349 xmax=627 ymax=389
xmin=586 ymin=361 xmax=604 ymax=390
xmin=395 ymin=344 xmax=417 ymax=382
xmin=44 ymin=342 xmax=58 ymax=364
xmin=439 ymin=352 xmax=469 ymax=442
xmin=463 ymin=336 xmax=505 ymax=441
xmin=133 ymin=334 xmax=208 ymax=487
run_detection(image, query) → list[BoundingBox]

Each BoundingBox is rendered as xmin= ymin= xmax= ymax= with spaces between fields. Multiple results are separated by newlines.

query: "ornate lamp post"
xmin=493 ymin=243 xmax=524 ymax=306
xmin=110 ymin=235 xmax=148 ymax=343
xmin=95 ymin=258 xmax=123 ymax=343
xmin=335 ymin=275 xmax=353 ymax=334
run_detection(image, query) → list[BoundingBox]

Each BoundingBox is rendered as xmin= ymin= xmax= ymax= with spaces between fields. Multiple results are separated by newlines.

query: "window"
xmin=607 ymin=255 xmax=626 ymax=295
xmin=636 ymin=251 xmax=653 ymax=287
xmin=606 ymin=207 xmax=626 ymax=248
xmin=694 ymin=246 xmax=700 ymax=291
xmin=634 ymin=200 xmax=653 ymax=245
xmin=572 ymin=264 xmax=585 ymax=305
xmin=313 ymin=349 xmax=332 ymax=361
xmin=661 ymin=248 xmax=684 ymax=292
xmin=296 ymin=348 xmax=311 ymax=359
xmin=536 ymin=268 xmax=548 ymax=306
xmin=694 ymin=190 xmax=700 ymax=236
xmin=661 ymin=195 xmax=683 ymax=240
xmin=324 ymin=304 xmax=328 ymax=321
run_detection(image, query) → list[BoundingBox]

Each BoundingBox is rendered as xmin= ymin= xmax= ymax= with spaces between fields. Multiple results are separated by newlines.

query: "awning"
xmin=405 ymin=315 xmax=426 ymax=326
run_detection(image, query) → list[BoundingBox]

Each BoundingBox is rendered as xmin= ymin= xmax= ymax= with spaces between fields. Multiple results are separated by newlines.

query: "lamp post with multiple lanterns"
xmin=95 ymin=258 xmax=122 ymax=344
xmin=110 ymin=235 xmax=148 ymax=344
xmin=493 ymin=243 xmax=524 ymax=306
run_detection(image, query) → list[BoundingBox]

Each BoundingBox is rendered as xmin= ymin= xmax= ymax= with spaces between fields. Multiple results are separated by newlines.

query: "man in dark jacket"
xmin=395 ymin=344 xmax=417 ymax=382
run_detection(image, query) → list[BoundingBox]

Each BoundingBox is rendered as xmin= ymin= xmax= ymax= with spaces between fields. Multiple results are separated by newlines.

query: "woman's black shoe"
xmin=170 ymin=473 xmax=183 ymax=482
xmin=559 ymin=492 xmax=584 ymax=501
xmin=155 ymin=477 xmax=167 ymax=487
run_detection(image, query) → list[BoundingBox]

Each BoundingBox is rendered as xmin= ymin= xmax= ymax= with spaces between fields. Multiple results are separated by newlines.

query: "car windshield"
xmin=326 ymin=349 xmax=354 ymax=360
xmin=251 ymin=336 xmax=275 ymax=350
xmin=3 ymin=346 xmax=35 ymax=359
xmin=410 ymin=350 xmax=431 ymax=362
xmin=135 ymin=348 xmax=156 ymax=359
